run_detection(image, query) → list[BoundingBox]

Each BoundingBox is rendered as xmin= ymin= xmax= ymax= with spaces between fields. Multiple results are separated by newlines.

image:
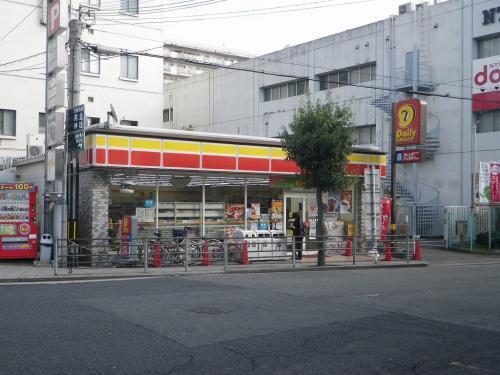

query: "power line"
xmin=0 ymin=0 xmax=43 ymax=45
xmin=93 ymin=0 xmax=227 ymax=15
xmin=94 ymin=0 xmax=375 ymax=23
xmin=0 ymin=51 xmax=45 ymax=67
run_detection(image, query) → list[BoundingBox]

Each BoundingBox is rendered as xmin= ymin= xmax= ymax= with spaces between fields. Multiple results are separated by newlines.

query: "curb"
xmin=0 ymin=262 xmax=428 ymax=283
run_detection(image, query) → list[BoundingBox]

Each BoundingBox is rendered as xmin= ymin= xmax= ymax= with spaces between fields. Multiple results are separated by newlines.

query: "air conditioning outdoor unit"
xmin=26 ymin=134 xmax=44 ymax=158
xmin=398 ymin=2 xmax=414 ymax=14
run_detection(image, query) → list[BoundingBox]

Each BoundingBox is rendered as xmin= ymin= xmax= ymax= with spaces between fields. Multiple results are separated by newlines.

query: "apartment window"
xmin=81 ymin=0 xmax=100 ymax=7
xmin=163 ymin=108 xmax=173 ymax=122
xmin=477 ymin=110 xmax=500 ymax=133
xmin=120 ymin=55 xmax=138 ymax=79
xmin=263 ymin=79 xmax=309 ymax=102
xmin=87 ymin=117 xmax=100 ymax=126
xmin=120 ymin=0 xmax=138 ymax=14
xmin=318 ymin=63 xmax=376 ymax=91
xmin=478 ymin=36 xmax=500 ymax=58
xmin=120 ymin=120 xmax=138 ymax=126
xmin=352 ymin=125 xmax=376 ymax=145
xmin=0 ymin=109 xmax=16 ymax=136
xmin=38 ymin=112 xmax=45 ymax=134
xmin=81 ymin=49 xmax=100 ymax=74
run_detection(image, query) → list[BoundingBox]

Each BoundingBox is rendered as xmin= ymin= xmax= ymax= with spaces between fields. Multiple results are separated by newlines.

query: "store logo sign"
xmin=394 ymin=99 xmax=427 ymax=146
xmin=483 ymin=7 xmax=500 ymax=26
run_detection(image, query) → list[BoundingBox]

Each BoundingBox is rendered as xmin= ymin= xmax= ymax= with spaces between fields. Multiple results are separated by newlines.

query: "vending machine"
xmin=0 ymin=183 xmax=38 ymax=259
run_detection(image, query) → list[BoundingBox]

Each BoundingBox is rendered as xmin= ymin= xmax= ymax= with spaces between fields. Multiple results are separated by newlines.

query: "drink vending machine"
xmin=0 ymin=183 xmax=38 ymax=259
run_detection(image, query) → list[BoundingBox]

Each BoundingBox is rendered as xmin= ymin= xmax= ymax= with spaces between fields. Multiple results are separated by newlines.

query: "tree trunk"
xmin=316 ymin=188 xmax=326 ymax=266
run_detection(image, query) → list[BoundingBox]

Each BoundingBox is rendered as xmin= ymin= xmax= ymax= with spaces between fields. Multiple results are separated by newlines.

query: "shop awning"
xmin=80 ymin=125 xmax=387 ymax=177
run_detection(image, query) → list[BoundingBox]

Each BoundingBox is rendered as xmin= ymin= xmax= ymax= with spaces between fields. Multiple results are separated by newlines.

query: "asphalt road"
xmin=1 ymin=257 xmax=500 ymax=374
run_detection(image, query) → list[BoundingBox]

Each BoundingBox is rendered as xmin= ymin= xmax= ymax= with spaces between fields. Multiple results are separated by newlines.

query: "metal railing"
xmin=52 ymin=234 xmax=421 ymax=275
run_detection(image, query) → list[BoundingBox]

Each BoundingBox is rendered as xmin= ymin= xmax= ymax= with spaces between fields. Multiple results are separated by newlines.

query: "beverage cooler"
xmin=0 ymin=183 xmax=38 ymax=259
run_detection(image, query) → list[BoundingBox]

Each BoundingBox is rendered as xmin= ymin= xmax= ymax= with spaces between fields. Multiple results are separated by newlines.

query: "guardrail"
xmin=53 ymin=235 xmax=421 ymax=275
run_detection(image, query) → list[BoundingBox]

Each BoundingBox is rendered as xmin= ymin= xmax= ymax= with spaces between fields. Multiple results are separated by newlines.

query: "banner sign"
xmin=395 ymin=149 xmax=421 ymax=163
xmin=478 ymin=161 xmax=500 ymax=203
xmin=380 ymin=197 xmax=392 ymax=241
xmin=394 ymin=99 xmax=427 ymax=146
xmin=490 ymin=162 xmax=500 ymax=202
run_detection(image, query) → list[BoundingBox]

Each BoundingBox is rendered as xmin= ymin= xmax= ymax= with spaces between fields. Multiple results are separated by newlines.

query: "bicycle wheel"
xmin=160 ymin=240 xmax=179 ymax=265
xmin=207 ymin=239 xmax=224 ymax=262
xmin=177 ymin=240 xmax=201 ymax=265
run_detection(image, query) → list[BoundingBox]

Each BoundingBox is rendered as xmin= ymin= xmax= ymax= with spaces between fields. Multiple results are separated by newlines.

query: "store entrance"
xmin=284 ymin=193 xmax=316 ymax=237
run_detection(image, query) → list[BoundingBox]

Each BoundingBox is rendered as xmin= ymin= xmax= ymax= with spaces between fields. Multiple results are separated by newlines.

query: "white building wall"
xmin=0 ymin=0 xmax=164 ymax=159
xmin=166 ymin=0 xmax=500 ymax=208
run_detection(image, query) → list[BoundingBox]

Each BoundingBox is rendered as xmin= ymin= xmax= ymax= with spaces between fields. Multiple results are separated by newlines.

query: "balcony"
xmin=395 ymin=64 xmax=435 ymax=92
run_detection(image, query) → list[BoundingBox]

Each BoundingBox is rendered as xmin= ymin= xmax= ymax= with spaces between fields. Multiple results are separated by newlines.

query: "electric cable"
xmin=0 ymin=0 xmax=44 ymax=44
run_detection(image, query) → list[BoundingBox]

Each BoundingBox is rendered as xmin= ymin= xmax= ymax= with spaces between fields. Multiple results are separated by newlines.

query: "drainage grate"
xmin=186 ymin=306 xmax=232 ymax=315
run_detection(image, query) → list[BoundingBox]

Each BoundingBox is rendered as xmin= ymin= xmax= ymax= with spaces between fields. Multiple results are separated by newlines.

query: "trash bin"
xmin=40 ymin=234 xmax=53 ymax=261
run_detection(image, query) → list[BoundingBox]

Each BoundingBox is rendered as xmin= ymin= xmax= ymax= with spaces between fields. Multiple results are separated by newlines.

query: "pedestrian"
xmin=293 ymin=212 xmax=304 ymax=260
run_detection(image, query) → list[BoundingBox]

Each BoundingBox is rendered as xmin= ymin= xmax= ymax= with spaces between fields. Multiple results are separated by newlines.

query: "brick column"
xmin=78 ymin=170 xmax=110 ymax=241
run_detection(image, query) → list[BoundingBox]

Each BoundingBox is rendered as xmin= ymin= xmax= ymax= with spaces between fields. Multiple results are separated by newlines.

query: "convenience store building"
xmin=77 ymin=125 xmax=387 ymax=241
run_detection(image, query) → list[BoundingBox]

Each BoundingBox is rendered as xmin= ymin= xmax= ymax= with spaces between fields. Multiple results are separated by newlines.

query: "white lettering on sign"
xmin=48 ymin=0 xmax=68 ymax=37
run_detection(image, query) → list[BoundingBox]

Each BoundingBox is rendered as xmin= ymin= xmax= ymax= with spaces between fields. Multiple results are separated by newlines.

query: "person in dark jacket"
xmin=292 ymin=212 xmax=303 ymax=260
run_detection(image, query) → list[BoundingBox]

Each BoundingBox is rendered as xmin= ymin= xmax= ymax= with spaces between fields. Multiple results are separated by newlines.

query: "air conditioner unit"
xmin=26 ymin=134 xmax=44 ymax=158
xmin=398 ymin=2 xmax=414 ymax=14
xmin=416 ymin=2 xmax=428 ymax=10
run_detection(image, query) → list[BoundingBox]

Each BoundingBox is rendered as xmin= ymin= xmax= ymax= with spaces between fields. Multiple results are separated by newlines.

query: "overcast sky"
xmin=161 ymin=0 xmax=411 ymax=56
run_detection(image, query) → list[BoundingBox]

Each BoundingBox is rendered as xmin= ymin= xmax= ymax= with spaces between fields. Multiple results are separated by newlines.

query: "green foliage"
xmin=281 ymin=96 xmax=355 ymax=192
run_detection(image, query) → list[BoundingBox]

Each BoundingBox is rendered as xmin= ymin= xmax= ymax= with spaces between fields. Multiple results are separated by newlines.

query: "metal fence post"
xmin=223 ymin=238 xmax=228 ymax=273
xmin=292 ymin=236 xmax=296 ymax=268
xmin=406 ymin=234 xmax=410 ymax=263
xmin=353 ymin=236 xmax=356 ymax=265
xmin=184 ymin=237 xmax=189 ymax=272
xmin=54 ymin=237 xmax=58 ymax=276
xmin=144 ymin=242 xmax=148 ymax=273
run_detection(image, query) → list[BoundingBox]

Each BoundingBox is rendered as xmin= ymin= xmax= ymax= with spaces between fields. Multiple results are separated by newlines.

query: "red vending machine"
xmin=0 ymin=183 xmax=38 ymax=259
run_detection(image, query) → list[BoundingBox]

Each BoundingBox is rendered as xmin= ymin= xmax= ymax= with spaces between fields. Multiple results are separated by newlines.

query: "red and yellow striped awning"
xmin=81 ymin=133 xmax=386 ymax=177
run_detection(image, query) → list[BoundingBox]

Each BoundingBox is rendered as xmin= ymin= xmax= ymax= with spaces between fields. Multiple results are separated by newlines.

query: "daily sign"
xmin=67 ymin=105 xmax=85 ymax=152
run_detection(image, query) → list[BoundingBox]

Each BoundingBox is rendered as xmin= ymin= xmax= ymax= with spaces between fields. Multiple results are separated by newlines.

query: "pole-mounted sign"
xmin=67 ymin=105 xmax=85 ymax=153
xmin=394 ymin=99 xmax=427 ymax=146
xmin=48 ymin=0 xmax=68 ymax=37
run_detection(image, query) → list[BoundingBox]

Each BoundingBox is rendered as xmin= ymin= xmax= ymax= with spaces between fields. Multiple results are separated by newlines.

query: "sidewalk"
xmin=0 ymin=253 xmax=426 ymax=283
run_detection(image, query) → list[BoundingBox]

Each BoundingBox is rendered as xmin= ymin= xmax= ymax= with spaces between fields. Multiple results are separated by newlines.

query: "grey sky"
xmin=162 ymin=0 xmax=412 ymax=56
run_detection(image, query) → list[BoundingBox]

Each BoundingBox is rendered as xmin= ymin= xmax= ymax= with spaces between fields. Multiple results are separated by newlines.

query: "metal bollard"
xmin=144 ymin=243 xmax=148 ymax=273
xmin=223 ymin=238 xmax=228 ymax=273
xmin=184 ymin=237 xmax=189 ymax=272
xmin=54 ymin=237 xmax=58 ymax=276
xmin=292 ymin=237 xmax=296 ymax=268
xmin=406 ymin=235 xmax=410 ymax=264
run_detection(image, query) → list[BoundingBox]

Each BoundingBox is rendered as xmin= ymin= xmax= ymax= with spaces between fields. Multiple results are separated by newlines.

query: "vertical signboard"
xmin=47 ymin=73 xmax=65 ymax=110
xmin=490 ymin=162 xmax=500 ymax=202
xmin=67 ymin=105 xmax=85 ymax=152
xmin=47 ymin=34 xmax=66 ymax=74
xmin=394 ymin=99 xmax=427 ymax=146
xmin=48 ymin=0 xmax=68 ymax=37
xmin=47 ymin=111 xmax=64 ymax=147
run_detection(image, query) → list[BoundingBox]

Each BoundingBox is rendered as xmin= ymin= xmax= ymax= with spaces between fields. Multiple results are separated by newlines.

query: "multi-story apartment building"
xmin=163 ymin=41 xmax=248 ymax=127
xmin=0 ymin=0 xmax=164 ymax=160
xmin=165 ymin=0 xmax=500 ymax=212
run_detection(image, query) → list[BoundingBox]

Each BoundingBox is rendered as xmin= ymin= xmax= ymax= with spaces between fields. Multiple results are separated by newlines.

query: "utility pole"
xmin=66 ymin=17 xmax=82 ymax=240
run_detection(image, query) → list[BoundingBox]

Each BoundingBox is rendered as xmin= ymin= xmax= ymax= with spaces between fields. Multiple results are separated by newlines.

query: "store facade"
xmin=78 ymin=125 xmax=386 ymax=242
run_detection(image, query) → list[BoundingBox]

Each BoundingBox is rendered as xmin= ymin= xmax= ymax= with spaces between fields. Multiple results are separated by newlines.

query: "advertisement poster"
xmin=326 ymin=192 xmax=340 ymax=213
xmin=225 ymin=204 xmax=245 ymax=221
xmin=490 ymin=162 xmax=500 ymax=202
xmin=271 ymin=200 xmax=283 ymax=221
xmin=479 ymin=161 xmax=491 ymax=203
xmin=380 ymin=198 xmax=392 ymax=241
xmin=340 ymin=190 xmax=353 ymax=213
xmin=250 ymin=203 xmax=261 ymax=220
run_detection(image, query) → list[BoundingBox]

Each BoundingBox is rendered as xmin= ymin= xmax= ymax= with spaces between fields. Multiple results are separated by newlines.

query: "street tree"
xmin=281 ymin=96 xmax=355 ymax=266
